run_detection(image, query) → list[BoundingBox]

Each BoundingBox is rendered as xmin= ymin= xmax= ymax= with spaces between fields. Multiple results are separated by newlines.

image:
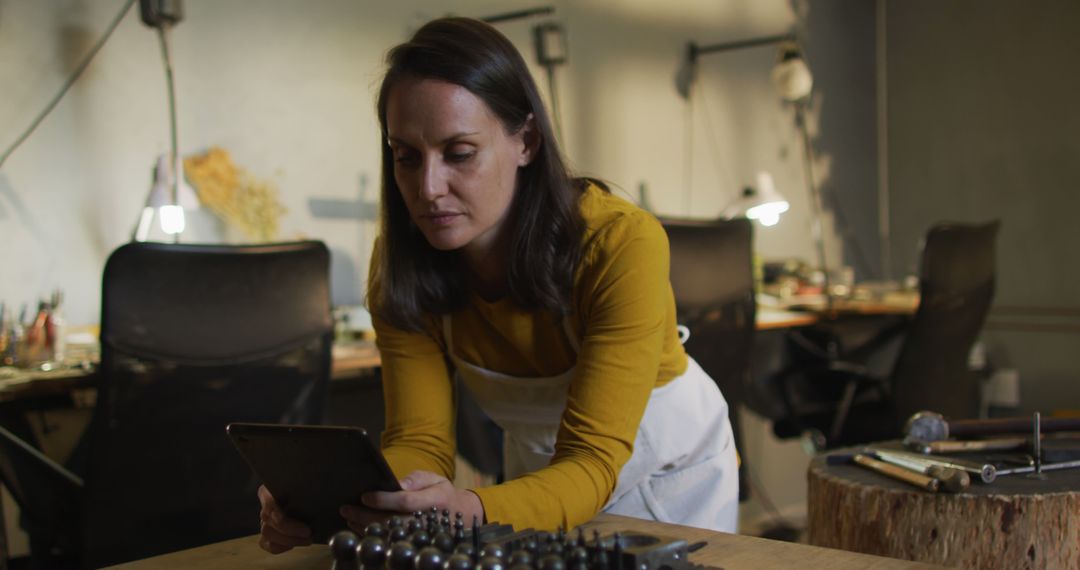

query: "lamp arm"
xmin=690 ymin=33 xmax=795 ymax=62
xmin=481 ymin=6 xmax=554 ymax=24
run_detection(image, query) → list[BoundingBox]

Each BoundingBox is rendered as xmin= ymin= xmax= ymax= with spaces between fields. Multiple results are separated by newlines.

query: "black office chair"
xmin=0 ymin=241 xmax=333 ymax=568
xmin=770 ymin=221 xmax=1000 ymax=448
xmin=660 ymin=216 xmax=755 ymax=501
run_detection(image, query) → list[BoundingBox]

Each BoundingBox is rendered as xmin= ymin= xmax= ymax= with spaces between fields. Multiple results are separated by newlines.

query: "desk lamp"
xmin=674 ymin=33 xmax=802 ymax=230
xmin=676 ymin=33 xmax=829 ymax=298
xmin=133 ymin=154 xmax=198 ymax=241
xmin=131 ymin=0 xmax=198 ymax=243
xmin=722 ymin=171 xmax=790 ymax=227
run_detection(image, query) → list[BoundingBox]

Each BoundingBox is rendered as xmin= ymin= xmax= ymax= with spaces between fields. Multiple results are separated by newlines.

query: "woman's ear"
xmin=517 ymin=114 xmax=541 ymax=167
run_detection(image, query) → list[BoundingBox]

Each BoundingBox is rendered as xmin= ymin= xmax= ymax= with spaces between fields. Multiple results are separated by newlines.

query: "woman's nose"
xmin=418 ymin=160 xmax=449 ymax=201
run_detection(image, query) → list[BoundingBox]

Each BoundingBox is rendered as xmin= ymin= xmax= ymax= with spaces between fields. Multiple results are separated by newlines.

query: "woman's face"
xmin=385 ymin=76 xmax=534 ymax=261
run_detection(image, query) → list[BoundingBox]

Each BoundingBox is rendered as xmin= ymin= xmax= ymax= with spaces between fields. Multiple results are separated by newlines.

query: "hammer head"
xmin=904 ymin=411 xmax=949 ymax=442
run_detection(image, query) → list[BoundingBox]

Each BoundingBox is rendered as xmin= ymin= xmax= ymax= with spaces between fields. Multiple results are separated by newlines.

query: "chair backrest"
xmin=890 ymin=221 xmax=999 ymax=423
xmin=660 ymin=217 xmax=755 ymax=492
xmin=661 ymin=217 xmax=756 ymax=394
xmin=82 ymin=241 xmax=333 ymax=567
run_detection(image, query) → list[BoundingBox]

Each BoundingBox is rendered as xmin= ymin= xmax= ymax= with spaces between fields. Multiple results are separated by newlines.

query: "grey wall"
xmin=884 ymin=0 xmax=1080 ymax=412
xmin=800 ymin=1 xmax=880 ymax=281
xmin=0 ymin=0 xmax=830 ymax=327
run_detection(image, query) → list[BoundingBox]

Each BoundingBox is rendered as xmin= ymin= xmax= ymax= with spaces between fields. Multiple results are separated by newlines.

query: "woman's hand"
xmin=341 ymin=470 xmax=485 ymax=531
xmin=257 ymin=485 xmax=313 ymax=554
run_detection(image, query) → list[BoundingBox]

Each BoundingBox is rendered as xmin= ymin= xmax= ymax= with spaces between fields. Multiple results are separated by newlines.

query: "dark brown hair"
xmin=369 ymin=17 xmax=588 ymax=331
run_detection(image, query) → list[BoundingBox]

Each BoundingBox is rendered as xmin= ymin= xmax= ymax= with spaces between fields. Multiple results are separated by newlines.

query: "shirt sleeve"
xmin=472 ymin=211 xmax=678 ymax=530
xmin=369 ymin=256 xmax=457 ymax=482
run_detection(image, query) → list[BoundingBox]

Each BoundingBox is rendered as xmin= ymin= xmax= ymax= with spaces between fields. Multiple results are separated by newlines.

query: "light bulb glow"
xmin=158 ymin=205 xmax=186 ymax=235
xmin=757 ymin=212 xmax=780 ymax=227
xmin=746 ymin=200 xmax=790 ymax=227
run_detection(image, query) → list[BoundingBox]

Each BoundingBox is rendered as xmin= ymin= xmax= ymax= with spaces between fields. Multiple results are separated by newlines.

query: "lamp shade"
xmin=723 ymin=171 xmax=790 ymax=227
xmin=145 ymin=155 xmax=171 ymax=208
xmin=134 ymin=154 xmax=195 ymax=241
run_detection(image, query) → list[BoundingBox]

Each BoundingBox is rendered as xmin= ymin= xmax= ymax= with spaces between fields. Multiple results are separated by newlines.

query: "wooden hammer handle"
xmin=926 ymin=465 xmax=971 ymax=493
xmin=951 ymin=417 xmax=1080 ymax=437
xmin=854 ymin=454 xmax=940 ymax=492
xmin=928 ymin=437 xmax=1027 ymax=454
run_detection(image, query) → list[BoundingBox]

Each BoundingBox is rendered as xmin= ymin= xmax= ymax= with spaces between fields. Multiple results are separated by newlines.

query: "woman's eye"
xmin=446 ymin=149 xmax=475 ymax=163
xmin=394 ymin=152 xmax=419 ymax=166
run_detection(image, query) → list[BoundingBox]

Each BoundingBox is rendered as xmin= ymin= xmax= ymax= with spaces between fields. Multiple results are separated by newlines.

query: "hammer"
xmin=827 ymin=452 xmax=941 ymax=492
xmin=871 ymin=450 xmax=971 ymax=492
xmin=875 ymin=448 xmax=997 ymax=483
xmin=904 ymin=411 xmax=1080 ymax=443
xmin=904 ymin=436 xmax=1028 ymax=455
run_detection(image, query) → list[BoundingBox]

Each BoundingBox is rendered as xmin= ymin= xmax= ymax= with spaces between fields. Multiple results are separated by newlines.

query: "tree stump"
xmin=807 ymin=446 xmax=1080 ymax=569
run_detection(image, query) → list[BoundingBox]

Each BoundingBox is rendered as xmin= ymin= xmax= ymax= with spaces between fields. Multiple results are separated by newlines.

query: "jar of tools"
xmin=0 ymin=290 xmax=65 ymax=368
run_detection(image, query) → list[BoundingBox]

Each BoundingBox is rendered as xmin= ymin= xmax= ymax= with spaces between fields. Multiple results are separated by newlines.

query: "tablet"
xmin=226 ymin=422 xmax=401 ymax=543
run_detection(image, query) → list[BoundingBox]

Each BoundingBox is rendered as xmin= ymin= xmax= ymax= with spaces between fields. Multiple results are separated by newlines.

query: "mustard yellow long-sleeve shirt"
xmin=371 ymin=185 xmax=688 ymax=530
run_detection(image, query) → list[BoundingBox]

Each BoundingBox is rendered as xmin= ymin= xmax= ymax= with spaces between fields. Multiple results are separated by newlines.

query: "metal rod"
xmin=156 ymin=24 xmax=180 ymax=244
xmin=691 ymin=33 xmax=793 ymax=60
xmin=481 ymin=6 xmax=555 ymax=24
xmin=795 ymin=101 xmax=832 ymax=307
xmin=1030 ymin=412 xmax=1045 ymax=479
xmin=999 ymin=458 xmax=1080 ymax=476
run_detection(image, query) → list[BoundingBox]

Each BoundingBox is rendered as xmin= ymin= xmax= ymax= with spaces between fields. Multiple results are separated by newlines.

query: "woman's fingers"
xmin=340 ymin=471 xmax=484 ymax=534
xmin=267 ymin=509 xmax=313 ymax=538
xmin=259 ymin=521 xmax=313 ymax=551
xmin=257 ymin=484 xmax=313 ymax=554
xmin=362 ymin=488 xmax=425 ymax=512
xmin=399 ymin=470 xmax=448 ymax=491
xmin=257 ymin=484 xmax=276 ymax=509
xmin=259 ymin=536 xmax=293 ymax=555
xmin=362 ymin=471 xmax=455 ymax=513
xmin=258 ymin=485 xmax=312 ymax=537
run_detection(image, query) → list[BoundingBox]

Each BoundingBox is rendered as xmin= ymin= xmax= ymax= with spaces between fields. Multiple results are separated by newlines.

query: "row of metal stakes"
xmin=330 ymin=507 xmax=626 ymax=570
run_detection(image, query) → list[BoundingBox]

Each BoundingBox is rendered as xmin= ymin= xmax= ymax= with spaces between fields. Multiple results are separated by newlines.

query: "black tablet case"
xmin=227 ymin=423 xmax=401 ymax=542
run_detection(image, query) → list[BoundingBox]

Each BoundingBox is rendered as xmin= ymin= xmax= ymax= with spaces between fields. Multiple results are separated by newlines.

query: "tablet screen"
xmin=227 ymin=422 xmax=401 ymax=542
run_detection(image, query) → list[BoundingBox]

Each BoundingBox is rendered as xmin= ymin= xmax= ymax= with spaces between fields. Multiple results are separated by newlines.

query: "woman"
xmin=258 ymin=17 xmax=737 ymax=553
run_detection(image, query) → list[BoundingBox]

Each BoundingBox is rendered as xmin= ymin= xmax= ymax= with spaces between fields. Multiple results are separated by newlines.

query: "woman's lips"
xmin=423 ymin=212 xmax=462 ymax=226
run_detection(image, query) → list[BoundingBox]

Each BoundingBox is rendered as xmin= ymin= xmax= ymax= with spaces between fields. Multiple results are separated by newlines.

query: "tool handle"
xmin=929 ymin=437 xmax=1026 ymax=453
xmin=950 ymin=417 xmax=1080 ymax=436
xmin=854 ymin=454 xmax=940 ymax=492
xmin=926 ymin=465 xmax=971 ymax=493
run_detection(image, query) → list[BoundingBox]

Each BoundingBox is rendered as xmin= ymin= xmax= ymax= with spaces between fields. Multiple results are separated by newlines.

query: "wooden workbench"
xmin=108 ymin=513 xmax=945 ymax=569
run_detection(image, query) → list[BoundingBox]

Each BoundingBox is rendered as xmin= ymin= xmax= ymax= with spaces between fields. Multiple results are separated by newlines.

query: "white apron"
xmin=442 ymin=315 xmax=739 ymax=532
